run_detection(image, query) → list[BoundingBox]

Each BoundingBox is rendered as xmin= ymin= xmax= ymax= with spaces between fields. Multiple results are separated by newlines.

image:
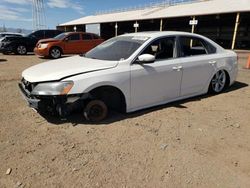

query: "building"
xmin=58 ymin=0 xmax=250 ymax=50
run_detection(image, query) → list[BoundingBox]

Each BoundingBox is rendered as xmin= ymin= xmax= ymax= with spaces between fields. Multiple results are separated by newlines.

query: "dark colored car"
xmin=0 ymin=30 xmax=63 ymax=55
xmin=0 ymin=32 xmax=23 ymax=39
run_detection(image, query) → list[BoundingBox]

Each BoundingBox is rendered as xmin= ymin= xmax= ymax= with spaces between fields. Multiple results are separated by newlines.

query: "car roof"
xmin=64 ymin=32 xmax=97 ymax=35
xmin=122 ymin=31 xmax=205 ymax=38
xmin=121 ymin=31 xmax=225 ymax=51
xmin=0 ymin=32 xmax=23 ymax=35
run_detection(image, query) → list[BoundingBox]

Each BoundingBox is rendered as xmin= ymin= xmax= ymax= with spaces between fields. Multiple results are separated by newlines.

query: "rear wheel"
xmin=209 ymin=70 xmax=227 ymax=94
xmin=16 ymin=45 xmax=27 ymax=55
xmin=83 ymin=100 xmax=108 ymax=122
xmin=50 ymin=47 xmax=61 ymax=59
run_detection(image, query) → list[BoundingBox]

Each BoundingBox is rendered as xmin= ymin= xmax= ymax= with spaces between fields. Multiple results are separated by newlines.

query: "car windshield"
xmin=54 ymin=33 xmax=68 ymax=40
xmin=2 ymin=36 xmax=17 ymax=42
xmin=85 ymin=36 xmax=149 ymax=61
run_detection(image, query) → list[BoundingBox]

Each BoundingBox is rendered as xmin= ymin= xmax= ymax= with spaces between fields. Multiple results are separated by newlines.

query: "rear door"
xmin=177 ymin=36 xmax=217 ymax=96
xmin=64 ymin=33 xmax=82 ymax=54
xmin=81 ymin=33 xmax=95 ymax=53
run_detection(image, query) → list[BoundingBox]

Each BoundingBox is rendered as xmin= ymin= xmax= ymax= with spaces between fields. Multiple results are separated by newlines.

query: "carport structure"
xmin=58 ymin=0 xmax=250 ymax=50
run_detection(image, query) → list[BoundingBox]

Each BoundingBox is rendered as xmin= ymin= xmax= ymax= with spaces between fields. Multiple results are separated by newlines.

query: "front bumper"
xmin=34 ymin=47 xmax=49 ymax=57
xmin=18 ymin=81 xmax=84 ymax=116
xmin=0 ymin=46 xmax=13 ymax=53
xmin=18 ymin=83 xmax=40 ymax=109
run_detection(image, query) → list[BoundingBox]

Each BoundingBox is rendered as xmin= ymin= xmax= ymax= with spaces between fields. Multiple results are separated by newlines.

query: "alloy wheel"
xmin=211 ymin=70 xmax=226 ymax=93
xmin=17 ymin=45 xmax=27 ymax=55
xmin=50 ymin=48 xmax=61 ymax=59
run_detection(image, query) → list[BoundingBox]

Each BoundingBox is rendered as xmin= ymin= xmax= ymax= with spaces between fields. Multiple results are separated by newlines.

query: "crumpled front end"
xmin=18 ymin=78 xmax=87 ymax=116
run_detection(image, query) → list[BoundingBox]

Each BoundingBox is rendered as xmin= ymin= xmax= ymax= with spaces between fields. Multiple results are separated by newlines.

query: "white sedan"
xmin=19 ymin=31 xmax=238 ymax=121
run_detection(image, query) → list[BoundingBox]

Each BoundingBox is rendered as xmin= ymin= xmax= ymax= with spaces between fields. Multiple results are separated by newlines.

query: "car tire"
xmin=83 ymin=100 xmax=108 ymax=122
xmin=50 ymin=47 xmax=61 ymax=59
xmin=16 ymin=45 xmax=27 ymax=55
xmin=209 ymin=70 xmax=227 ymax=94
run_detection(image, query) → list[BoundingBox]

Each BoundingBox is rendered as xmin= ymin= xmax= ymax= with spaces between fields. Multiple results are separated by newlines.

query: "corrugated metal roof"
xmin=60 ymin=0 xmax=250 ymax=26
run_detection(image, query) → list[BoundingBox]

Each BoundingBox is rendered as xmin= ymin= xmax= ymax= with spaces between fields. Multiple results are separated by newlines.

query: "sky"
xmin=0 ymin=0 xmax=165 ymax=30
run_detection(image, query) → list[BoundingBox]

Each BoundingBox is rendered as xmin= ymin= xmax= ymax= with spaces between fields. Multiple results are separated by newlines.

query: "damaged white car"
xmin=19 ymin=31 xmax=238 ymax=121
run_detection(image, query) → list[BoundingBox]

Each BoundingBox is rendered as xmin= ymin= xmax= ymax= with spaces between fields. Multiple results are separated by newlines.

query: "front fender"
xmin=63 ymin=67 xmax=131 ymax=109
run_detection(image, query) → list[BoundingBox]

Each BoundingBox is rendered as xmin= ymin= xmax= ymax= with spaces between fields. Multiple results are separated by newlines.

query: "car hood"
xmin=38 ymin=38 xmax=60 ymax=43
xmin=22 ymin=56 xmax=118 ymax=83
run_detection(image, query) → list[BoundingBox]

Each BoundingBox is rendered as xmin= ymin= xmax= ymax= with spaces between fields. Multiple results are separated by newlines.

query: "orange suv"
xmin=34 ymin=32 xmax=104 ymax=59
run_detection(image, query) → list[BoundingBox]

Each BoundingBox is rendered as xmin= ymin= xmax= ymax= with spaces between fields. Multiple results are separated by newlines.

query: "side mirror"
xmin=64 ymin=38 xmax=69 ymax=42
xmin=137 ymin=54 xmax=155 ymax=64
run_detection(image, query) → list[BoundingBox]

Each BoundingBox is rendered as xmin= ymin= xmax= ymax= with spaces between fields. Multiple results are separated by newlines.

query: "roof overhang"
xmin=59 ymin=0 xmax=250 ymax=26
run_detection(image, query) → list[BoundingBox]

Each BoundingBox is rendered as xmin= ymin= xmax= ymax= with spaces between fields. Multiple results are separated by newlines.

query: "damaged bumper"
xmin=18 ymin=82 xmax=88 ymax=116
xmin=18 ymin=83 xmax=40 ymax=109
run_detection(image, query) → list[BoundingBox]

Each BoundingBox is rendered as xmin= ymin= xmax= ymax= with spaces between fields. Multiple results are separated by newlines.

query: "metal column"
xmin=191 ymin=16 xmax=196 ymax=33
xmin=160 ymin=19 xmax=163 ymax=31
xmin=115 ymin=22 xmax=118 ymax=36
xmin=231 ymin=13 xmax=240 ymax=50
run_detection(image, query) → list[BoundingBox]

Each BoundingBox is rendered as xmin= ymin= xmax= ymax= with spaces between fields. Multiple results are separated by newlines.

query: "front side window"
xmin=67 ymin=34 xmax=80 ymax=41
xmin=179 ymin=37 xmax=209 ymax=57
xmin=141 ymin=37 xmax=175 ymax=60
xmin=85 ymin=36 xmax=148 ymax=61
xmin=54 ymin=33 xmax=68 ymax=40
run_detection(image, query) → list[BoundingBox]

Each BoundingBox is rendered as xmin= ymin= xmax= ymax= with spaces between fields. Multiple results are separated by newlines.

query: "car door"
xmin=64 ymin=33 xmax=82 ymax=54
xmin=177 ymin=36 xmax=217 ymax=96
xmin=29 ymin=30 xmax=45 ymax=51
xmin=130 ymin=37 xmax=183 ymax=110
xmin=81 ymin=33 xmax=96 ymax=53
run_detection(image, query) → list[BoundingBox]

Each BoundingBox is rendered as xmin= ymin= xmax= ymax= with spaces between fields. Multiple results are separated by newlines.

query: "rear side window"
xmin=141 ymin=37 xmax=176 ymax=60
xmin=67 ymin=34 xmax=80 ymax=41
xmin=179 ymin=37 xmax=212 ymax=57
xmin=82 ymin=33 xmax=93 ymax=40
xmin=92 ymin=34 xmax=100 ymax=39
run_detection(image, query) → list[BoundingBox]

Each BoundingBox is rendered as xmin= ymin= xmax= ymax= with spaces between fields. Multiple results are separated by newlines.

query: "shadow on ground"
xmin=40 ymin=81 xmax=248 ymax=126
xmin=2 ymin=53 xmax=35 ymax=56
xmin=0 ymin=59 xmax=7 ymax=62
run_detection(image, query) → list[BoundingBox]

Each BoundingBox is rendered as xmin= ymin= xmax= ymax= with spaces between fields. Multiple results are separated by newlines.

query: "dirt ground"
xmin=0 ymin=52 xmax=250 ymax=188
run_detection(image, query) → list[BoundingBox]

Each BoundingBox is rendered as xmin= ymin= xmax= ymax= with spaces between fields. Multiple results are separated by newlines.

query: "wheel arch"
xmin=223 ymin=69 xmax=231 ymax=87
xmin=49 ymin=46 xmax=64 ymax=54
xmin=214 ymin=68 xmax=231 ymax=87
xmin=207 ymin=68 xmax=231 ymax=93
xmin=87 ymin=85 xmax=127 ymax=113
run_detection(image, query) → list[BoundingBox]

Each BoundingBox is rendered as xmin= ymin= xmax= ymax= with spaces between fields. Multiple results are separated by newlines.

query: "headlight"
xmin=38 ymin=43 xmax=48 ymax=49
xmin=31 ymin=81 xmax=74 ymax=95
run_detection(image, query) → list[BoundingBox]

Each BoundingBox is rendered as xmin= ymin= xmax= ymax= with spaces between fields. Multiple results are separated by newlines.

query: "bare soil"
xmin=0 ymin=53 xmax=250 ymax=188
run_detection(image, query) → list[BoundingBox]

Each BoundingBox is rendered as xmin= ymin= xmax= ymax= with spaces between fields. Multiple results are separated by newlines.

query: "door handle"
xmin=172 ymin=66 xmax=183 ymax=71
xmin=209 ymin=60 xmax=217 ymax=65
